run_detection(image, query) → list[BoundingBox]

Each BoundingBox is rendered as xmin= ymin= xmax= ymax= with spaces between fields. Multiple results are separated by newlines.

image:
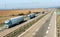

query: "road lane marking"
xmin=48 ymin=27 xmax=50 ymax=29
xmin=44 ymin=24 xmax=50 ymax=37
xmin=44 ymin=24 xmax=51 ymax=37
xmin=54 ymin=12 xmax=56 ymax=37
xmin=46 ymin=30 xmax=49 ymax=34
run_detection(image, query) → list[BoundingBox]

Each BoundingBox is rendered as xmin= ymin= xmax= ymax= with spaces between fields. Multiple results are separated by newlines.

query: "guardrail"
xmin=4 ymin=13 xmax=48 ymax=37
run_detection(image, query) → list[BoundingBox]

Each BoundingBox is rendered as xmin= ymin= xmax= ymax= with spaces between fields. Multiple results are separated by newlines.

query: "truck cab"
xmin=4 ymin=20 xmax=12 ymax=28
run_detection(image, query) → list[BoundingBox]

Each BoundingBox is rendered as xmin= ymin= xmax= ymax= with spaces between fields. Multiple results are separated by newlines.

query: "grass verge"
xmin=57 ymin=15 xmax=60 ymax=37
xmin=56 ymin=9 xmax=60 ymax=37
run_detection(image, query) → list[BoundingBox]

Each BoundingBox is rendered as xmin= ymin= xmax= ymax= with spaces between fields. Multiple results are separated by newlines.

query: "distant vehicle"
xmin=42 ymin=11 xmax=45 ymax=14
xmin=4 ymin=16 xmax=24 ymax=28
xmin=27 ymin=13 xmax=36 ymax=20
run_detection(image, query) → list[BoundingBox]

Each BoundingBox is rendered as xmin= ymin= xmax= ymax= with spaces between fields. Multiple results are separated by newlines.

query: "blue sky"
xmin=0 ymin=0 xmax=60 ymax=9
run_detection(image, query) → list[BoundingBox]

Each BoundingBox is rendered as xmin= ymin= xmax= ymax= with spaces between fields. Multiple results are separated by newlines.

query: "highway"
xmin=18 ymin=11 xmax=53 ymax=37
xmin=0 ymin=10 xmax=53 ymax=37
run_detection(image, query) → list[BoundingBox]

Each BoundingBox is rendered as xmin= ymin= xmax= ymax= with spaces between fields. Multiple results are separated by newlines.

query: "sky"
xmin=0 ymin=0 xmax=60 ymax=9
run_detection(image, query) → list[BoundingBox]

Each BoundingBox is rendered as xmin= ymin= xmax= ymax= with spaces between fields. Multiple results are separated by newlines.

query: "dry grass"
xmin=0 ymin=16 xmax=17 ymax=24
xmin=57 ymin=9 xmax=60 ymax=37
xmin=0 ymin=9 xmax=43 ymax=16
xmin=57 ymin=15 xmax=60 ymax=37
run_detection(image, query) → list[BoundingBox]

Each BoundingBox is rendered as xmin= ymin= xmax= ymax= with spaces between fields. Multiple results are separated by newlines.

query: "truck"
xmin=4 ymin=16 xmax=24 ymax=28
xmin=27 ymin=13 xmax=36 ymax=20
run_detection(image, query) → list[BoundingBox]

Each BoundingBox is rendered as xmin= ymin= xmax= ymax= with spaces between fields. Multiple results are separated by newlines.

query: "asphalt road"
xmin=43 ymin=11 xmax=56 ymax=37
xmin=18 ymin=11 xmax=53 ymax=37
xmin=34 ymin=11 xmax=56 ymax=37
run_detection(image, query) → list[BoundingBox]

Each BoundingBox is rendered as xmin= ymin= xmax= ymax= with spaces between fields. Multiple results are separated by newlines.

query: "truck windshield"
xmin=4 ymin=20 xmax=10 ymax=25
xmin=5 ymin=23 xmax=9 ymax=25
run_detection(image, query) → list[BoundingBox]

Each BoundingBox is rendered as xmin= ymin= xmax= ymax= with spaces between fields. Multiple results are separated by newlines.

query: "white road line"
xmin=44 ymin=24 xmax=51 ymax=37
xmin=54 ymin=12 xmax=56 ymax=37
xmin=46 ymin=30 xmax=49 ymax=34
xmin=48 ymin=27 xmax=50 ymax=29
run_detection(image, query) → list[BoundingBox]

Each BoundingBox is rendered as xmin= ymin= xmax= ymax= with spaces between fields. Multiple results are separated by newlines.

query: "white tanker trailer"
xmin=4 ymin=16 xmax=24 ymax=28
